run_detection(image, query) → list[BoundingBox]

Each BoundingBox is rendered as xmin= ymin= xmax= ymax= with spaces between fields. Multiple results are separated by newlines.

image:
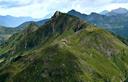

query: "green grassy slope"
xmin=0 ymin=11 xmax=128 ymax=82
xmin=0 ymin=26 xmax=20 ymax=44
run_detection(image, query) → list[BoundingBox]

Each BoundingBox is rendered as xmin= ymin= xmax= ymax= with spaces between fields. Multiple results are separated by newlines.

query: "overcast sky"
xmin=0 ymin=0 xmax=128 ymax=19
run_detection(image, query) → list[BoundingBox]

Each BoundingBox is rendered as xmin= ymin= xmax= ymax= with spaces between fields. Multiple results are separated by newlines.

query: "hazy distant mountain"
xmin=68 ymin=9 xmax=128 ymax=39
xmin=0 ymin=15 xmax=37 ymax=27
xmin=0 ymin=18 xmax=48 ymax=44
xmin=100 ymin=10 xmax=109 ymax=15
xmin=109 ymin=8 xmax=128 ymax=15
xmin=17 ymin=19 xmax=49 ymax=29
xmin=100 ymin=8 xmax=128 ymax=16
xmin=68 ymin=9 xmax=87 ymax=20
xmin=0 ymin=11 xmax=128 ymax=82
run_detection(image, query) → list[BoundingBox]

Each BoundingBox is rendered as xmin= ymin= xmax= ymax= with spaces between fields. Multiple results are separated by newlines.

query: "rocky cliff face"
xmin=0 ymin=11 xmax=128 ymax=82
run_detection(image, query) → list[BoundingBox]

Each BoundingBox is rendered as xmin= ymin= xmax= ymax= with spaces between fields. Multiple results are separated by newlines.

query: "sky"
xmin=0 ymin=0 xmax=128 ymax=19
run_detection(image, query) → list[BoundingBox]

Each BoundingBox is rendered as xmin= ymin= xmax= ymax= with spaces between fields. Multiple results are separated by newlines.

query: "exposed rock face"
xmin=0 ymin=11 xmax=128 ymax=82
xmin=68 ymin=9 xmax=128 ymax=39
xmin=53 ymin=11 xmax=61 ymax=18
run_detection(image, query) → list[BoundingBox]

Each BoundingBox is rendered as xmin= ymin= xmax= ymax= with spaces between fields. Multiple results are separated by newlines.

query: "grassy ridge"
xmin=0 ymin=11 xmax=128 ymax=82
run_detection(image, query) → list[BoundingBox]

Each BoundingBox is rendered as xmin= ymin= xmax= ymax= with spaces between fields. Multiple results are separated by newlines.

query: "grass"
xmin=0 ymin=12 xmax=128 ymax=82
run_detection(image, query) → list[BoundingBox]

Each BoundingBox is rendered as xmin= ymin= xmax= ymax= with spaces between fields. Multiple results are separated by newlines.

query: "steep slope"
xmin=36 ymin=19 xmax=49 ymax=26
xmin=0 ymin=19 xmax=47 ymax=44
xmin=68 ymin=9 xmax=128 ymax=39
xmin=3 ymin=22 xmax=39 ymax=50
xmin=0 ymin=26 xmax=20 ymax=44
xmin=17 ymin=19 xmax=49 ymax=29
xmin=68 ymin=9 xmax=88 ymax=20
xmin=0 ymin=11 xmax=128 ymax=82
xmin=106 ymin=8 xmax=128 ymax=16
xmin=0 ymin=11 xmax=88 ymax=54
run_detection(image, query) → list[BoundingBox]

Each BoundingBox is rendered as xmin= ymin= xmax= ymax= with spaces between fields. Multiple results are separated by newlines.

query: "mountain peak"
xmin=1 ymin=10 xmax=128 ymax=82
xmin=90 ymin=12 xmax=101 ymax=16
xmin=52 ymin=11 xmax=62 ymax=18
xmin=100 ymin=10 xmax=109 ymax=15
xmin=68 ymin=9 xmax=86 ymax=15
xmin=100 ymin=8 xmax=128 ymax=16
xmin=68 ymin=9 xmax=78 ymax=13
xmin=111 ymin=8 xmax=128 ymax=14
xmin=68 ymin=9 xmax=87 ymax=20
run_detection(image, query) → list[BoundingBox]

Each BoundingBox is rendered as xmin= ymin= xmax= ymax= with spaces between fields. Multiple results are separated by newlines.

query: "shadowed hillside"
xmin=0 ymin=11 xmax=128 ymax=82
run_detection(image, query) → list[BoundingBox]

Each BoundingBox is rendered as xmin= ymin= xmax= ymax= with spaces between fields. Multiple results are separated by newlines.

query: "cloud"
xmin=0 ymin=0 xmax=33 ymax=8
xmin=112 ymin=0 xmax=128 ymax=3
xmin=0 ymin=0 xmax=127 ymax=19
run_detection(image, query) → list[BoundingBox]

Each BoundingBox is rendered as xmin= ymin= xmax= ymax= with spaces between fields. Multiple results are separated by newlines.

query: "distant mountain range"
xmin=1 ymin=7 xmax=128 ymax=44
xmin=0 ymin=11 xmax=128 ymax=82
xmin=0 ymin=15 xmax=38 ymax=27
xmin=100 ymin=8 xmax=128 ymax=16
xmin=0 ymin=19 xmax=48 ymax=44
xmin=17 ymin=19 xmax=49 ymax=29
xmin=100 ymin=10 xmax=109 ymax=15
xmin=68 ymin=8 xmax=128 ymax=39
